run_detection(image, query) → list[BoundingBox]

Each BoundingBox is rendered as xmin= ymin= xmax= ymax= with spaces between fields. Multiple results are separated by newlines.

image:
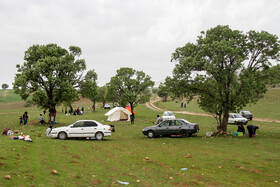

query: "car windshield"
xmin=233 ymin=114 xmax=243 ymax=118
xmin=162 ymin=111 xmax=174 ymax=116
xmin=158 ymin=120 xmax=170 ymax=127
xmin=242 ymin=111 xmax=251 ymax=115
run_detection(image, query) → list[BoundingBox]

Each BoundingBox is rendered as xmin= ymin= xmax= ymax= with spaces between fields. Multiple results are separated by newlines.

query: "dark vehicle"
xmin=239 ymin=111 xmax=253 ymax=120
xmin=142 ymin=119 xmax=199 ymax=138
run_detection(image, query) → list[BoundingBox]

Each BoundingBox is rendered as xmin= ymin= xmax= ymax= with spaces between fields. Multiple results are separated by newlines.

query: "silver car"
xmin=50 ymin=120 xmax=112 ymax=140
xmin=239 ymin=111 xmax=253 ymax=120
xmin=142 ymin=119 xmax=199 ymax=138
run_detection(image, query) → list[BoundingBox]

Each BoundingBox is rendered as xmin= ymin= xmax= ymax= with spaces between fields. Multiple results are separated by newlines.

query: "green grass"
xmin=0 ymin=90 xmax=23 ymax=103
xmin=0 ymin=89 xmax=280 ymax=186
xmin=155 ymin=88 xmax=280 ymax=120
xmin=0 ymin=103 xmax=280 ymax=186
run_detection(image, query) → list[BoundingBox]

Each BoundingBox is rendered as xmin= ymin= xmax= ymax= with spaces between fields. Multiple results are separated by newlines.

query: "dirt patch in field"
xmin=0 ymin=102 xmax=25 ymax=110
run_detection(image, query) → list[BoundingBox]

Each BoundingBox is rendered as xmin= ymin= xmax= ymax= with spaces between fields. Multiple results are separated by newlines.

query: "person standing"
xmin=23 ymin=112 xmax=28 ymax=125
xmin=130 ymin=113 xmax=135 ymax=124
xmin=50 ymin=113 xmax=55 ymax=126
xmin=65 ymin=107 xmax=67 ymax=115
xmin=247 ymin=125 xmax=259 ymax=138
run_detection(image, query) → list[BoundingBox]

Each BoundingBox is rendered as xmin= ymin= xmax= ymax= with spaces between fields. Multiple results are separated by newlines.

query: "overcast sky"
xmin=1 ymin=0 xmax=279 ymax=87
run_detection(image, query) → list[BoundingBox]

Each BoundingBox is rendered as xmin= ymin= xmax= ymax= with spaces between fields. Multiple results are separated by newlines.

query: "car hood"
xmin=52 ymin=126 xmax=69 ymax=131
xmin=143 ymin=125 xmax=157 ymax=130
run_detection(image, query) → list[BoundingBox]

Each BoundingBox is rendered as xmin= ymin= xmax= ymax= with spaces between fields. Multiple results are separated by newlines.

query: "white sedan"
xmin=162 ymin=111 xmax=176 ymax=120
xmin=228 ymin=113 xmax=248 ymax=125
xmin=50 ymin=120 xmax=112 ymax=140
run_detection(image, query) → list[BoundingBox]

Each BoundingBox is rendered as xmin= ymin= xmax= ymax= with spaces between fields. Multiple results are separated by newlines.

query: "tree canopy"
xmin=13 ymin=44 xmax=86 ymax=113
xmin=79 ymin=69 xmax=98 ymax=111
xmin=170 ymin=25 xmax=280 ymax=132
xmin=2 ymin=83 xmax=9 ymax=90
xmin=107 ymin=67 xmax=154 ymax=115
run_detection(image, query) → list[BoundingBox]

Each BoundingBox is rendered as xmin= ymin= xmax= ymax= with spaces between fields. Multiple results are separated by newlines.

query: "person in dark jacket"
xmin=237 ymin=125 xmax=245 ymax=135
xmin=247 ymin=125 xmax=259 ymax=138
xmin=23 ymin=112 xmax=28 ymax=125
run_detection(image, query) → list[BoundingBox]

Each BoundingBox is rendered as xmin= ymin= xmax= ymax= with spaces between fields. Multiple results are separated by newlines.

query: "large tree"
xmin=13 ymin=44 xmax=86 ymax=113
xmin=97 ymin=85 xmax=108 ymax=107
xmin=107 ymin=67 xmax=154 ymax=115
xmin=170 ymin=25 xmax=280 ymax=132
xmin=157 ymin=82 xmax=170 ymax=102
xmin=79 ymin=70 xmax=99 ymax=111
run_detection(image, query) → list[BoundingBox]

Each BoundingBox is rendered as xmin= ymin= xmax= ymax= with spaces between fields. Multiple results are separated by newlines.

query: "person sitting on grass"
xmin=45 ymin=125 xmax=53 ymax=137
xmin=237 ymin=125 xmax=245 ymax=135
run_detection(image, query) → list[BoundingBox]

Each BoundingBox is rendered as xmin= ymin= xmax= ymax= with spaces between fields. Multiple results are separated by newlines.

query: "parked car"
xmin=162 ymin=111 xmax=176 ymax=120
xmin=49 ymin=120 xmax=112 ymax=140
xmin=104 ymin=103 xmax=111 ymax=109
xmin=142 ymin=119 xmax=199 ymax=138
xmin=228 ymin=113 xmax=248 ymax=125
xmin=239 ymin=111 xmax=253 ymax=120
xmin=113 ymin=103 xmax=119 ymax=108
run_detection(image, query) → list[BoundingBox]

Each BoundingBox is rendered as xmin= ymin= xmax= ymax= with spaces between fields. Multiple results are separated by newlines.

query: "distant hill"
xmin=0 ymin=89 xmax=23 ymax=103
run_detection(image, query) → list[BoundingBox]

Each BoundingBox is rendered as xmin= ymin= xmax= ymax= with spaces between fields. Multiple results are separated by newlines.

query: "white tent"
xmin=105 ymin=107 xmax=132 ymax=122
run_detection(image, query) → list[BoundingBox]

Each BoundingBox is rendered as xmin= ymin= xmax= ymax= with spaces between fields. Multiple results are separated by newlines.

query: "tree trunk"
xmin=218 ymin=111 xmax=229 ymax=132
xmin=92 ymin=101 xmax=96 ymax=112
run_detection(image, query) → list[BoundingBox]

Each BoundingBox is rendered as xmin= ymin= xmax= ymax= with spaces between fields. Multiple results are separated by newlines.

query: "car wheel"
xmin=58 ymin=132 xmax=67 ymax=140
xmin=95 ymin=132 xmax=104 ymax=140
xmin=180 ymin=130 xmax=189 ymax=138
xmin=147 ymin=131 xmax=155 ymax=138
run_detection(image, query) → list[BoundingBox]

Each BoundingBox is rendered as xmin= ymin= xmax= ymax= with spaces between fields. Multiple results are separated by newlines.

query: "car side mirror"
xmin=70 ymin=125 xmax=73 ymax=128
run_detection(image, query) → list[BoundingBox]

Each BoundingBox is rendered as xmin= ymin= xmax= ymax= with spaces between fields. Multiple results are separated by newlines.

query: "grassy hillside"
xmin=155 ymin=88 xmax=280 ymax=120
xmin=0 ymin=89 xmax=23 ymax=103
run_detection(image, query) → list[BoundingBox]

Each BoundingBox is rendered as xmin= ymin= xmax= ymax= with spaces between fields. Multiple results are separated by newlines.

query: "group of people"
xmin=19 ymin=112 xmax=29 ymax=125
xmin=237 ymin=124 xmax=259 ymax=138
xmin=63 ymin=106 xmax=84 ymax=116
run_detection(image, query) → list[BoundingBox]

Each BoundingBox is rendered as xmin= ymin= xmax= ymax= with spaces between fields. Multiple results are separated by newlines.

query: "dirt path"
xmin=146 ymin=98 xmax=280 ymax=123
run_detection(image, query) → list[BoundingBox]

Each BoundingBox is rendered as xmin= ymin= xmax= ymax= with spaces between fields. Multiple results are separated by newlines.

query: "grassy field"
xmin=155 ymin=88 xmax=280 ymax=120
xmin=0 ymin=89 xmax=23 ymax=103
xmin=0 ymin=90 xmax=280 ymax=186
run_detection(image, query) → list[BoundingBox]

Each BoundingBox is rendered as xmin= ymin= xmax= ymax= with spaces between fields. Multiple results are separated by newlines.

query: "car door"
xmin=168 ymin=120 xmax=183 ymax=135
xmin=83 ymin=121 xmax=98 ymax=137
xmin=168 ymin=120 xmax=177 ymax=135
xmin=68 ymin=121 xmax=85 ymax=137
xmin=156 ymin=120 xmax=170 ymax=135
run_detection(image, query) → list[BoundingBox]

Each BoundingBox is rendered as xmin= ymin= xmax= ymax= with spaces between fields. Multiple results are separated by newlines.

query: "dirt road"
xmin=146 ymin=98 xmax=280 ymax=123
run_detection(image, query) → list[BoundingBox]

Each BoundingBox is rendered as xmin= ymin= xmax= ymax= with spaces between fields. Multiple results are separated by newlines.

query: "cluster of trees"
xmin=13 ymin=25 xmax=280 ymax=132
xmin=13 ymin=44 xmax=154 ymax=115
